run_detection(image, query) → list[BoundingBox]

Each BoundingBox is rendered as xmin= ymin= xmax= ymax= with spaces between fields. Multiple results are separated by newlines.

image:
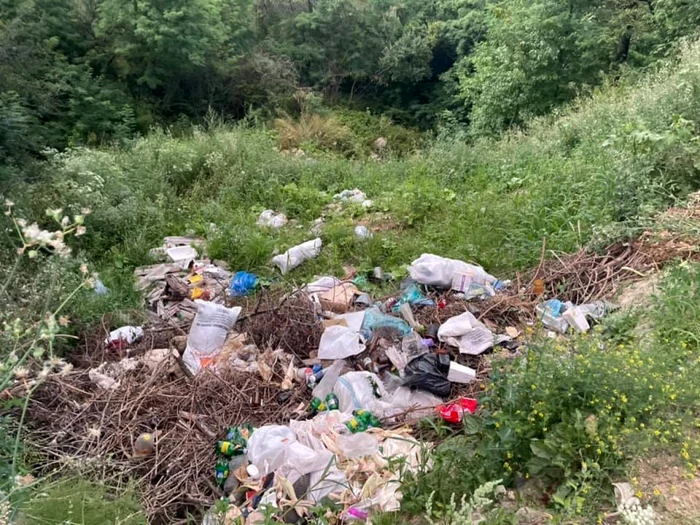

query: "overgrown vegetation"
xmin=3 ymin=0 xmax=700 ymax=181
xmin=4 ymin=2 xmax=700 ymax=523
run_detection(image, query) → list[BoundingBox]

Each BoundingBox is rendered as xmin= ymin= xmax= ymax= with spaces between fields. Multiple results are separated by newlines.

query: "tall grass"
xmin=8 ymin=40 xmax=700 ymax=310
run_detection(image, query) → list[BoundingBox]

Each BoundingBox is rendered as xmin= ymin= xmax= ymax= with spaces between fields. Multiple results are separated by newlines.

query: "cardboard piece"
xmin=319 ymin=283 xmax=358 ymax=313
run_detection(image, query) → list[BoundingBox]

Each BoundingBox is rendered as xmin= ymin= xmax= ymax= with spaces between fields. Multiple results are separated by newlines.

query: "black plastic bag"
xmin=402 ymin=353 xmax=452 ymax=398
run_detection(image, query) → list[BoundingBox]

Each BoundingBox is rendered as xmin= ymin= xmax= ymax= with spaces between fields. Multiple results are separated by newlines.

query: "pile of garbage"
xmin=29 ymin=188 xmax=669 ymax=523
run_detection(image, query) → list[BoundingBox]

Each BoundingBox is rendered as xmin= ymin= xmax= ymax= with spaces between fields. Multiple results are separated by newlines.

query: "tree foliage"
xmin=1 ymin=0 xmax=700 ymax=166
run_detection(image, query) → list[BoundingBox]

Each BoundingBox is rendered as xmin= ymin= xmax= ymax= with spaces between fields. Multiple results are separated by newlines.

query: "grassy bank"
xmin=5 ymin=38 xmax=700 ymax=525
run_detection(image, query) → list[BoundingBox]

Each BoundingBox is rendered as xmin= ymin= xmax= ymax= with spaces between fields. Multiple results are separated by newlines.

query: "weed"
xmin=17 ymin=479 xmax=146 ymax=524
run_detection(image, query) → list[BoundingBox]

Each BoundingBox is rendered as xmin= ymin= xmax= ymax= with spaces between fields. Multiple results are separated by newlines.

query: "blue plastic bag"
xmin=229 ymin=271 xmax=258 ymax=297
xmin=361 ymin=307 xmax=412 ymax=340
xmin=392 ymin=281 xmax=435 ymax=311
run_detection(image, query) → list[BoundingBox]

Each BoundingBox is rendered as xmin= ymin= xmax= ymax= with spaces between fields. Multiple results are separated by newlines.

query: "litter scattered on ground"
xmin=104 ymin=325 xmax=144 ymax=349
xmin=134 ymin=237 xmax=232 ymax=323
xmin=23 ymin=226 xmax=700 ymax=522
xmin=256 ymin=210 xmax=288 ymax=229
xmin=536 ymin=299 xmax=615 ymax=334
xmin=333 ymin=188 xmax=373 ymax=208
xmin=272 ymin=238 xmax=322 ymax=274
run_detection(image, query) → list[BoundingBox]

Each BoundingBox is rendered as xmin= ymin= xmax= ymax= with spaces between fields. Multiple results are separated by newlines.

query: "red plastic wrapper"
xmin=437 ymin=397 xmax=478 ymax=423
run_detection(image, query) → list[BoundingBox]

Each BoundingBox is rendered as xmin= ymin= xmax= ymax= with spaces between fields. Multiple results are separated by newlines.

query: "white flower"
xmin=61 ymin=216 xmax=70 ymax=227
xmin=75 ymin=225 xmax=86 ymax=236
xmin=80 ymin=263 xmax=88 ymax=274
xmin=13 ymin=366 xmax=30 ymax=380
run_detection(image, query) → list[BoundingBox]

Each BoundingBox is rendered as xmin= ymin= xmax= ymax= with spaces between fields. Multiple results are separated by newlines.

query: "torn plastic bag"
xmin=393 ymin=281 xmax=435 ymax=310
xmin=361 ymin=307 xmax=411 ymax=341
xmin=318 ymin=325 xmax=364 ymax=360
xmin=402 ymin=353 xmax=452 ymax=398
xmin=383 ymin=386 xmax=443 ymax=421
xmin=333 ymin=371 xmax=390 ymax=414
xmin=104 ymin=326 xmax=143 ymax=348
xmin=257 ymin=209 xmax=288 ymax=229
xmin=183 ymin=301 xmax=242 ymax=374
xmin=438 ymin=311 xmax=499 ymax=355
xmin=336 ymin=433 xmax=379 ymax=459
xmin=229 ymin=271 xmax=258 ymax=297
xmin=562 ymin=300 xmax=617 ymax=333
xmin=401 ymin=332 xmax=430 ymax=363
xmin=272 ymin=238 xmax=322 ymax=274
xmin=311 ymin=360 xmax=345 ymax=400
xmin=408 ymin=254 xmax=496 ymax=289
xmin=247 ymin=425 xmax=335 ymax=481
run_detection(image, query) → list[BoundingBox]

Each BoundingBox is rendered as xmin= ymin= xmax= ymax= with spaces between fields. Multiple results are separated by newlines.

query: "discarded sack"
xmin=408 ymin=254 xmax=496 ymax=289
xmin=334 ymin=371 xmax=390 ymax=414
xmin=272 ymin=238 xmax=322 ymax=274
xmin=183 ymin=301 xmax=242 ymax=374
xmin=256 ymin=210 xmax=288 ymax=229
xmin=402 ymin=353 xmax=452 ymax=398
xmin=438 ymin=311 xmax=499 ymax=355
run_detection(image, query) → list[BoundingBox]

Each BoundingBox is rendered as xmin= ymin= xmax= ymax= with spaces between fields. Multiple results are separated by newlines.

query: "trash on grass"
xmin=354 ymin=225 xmax=372 ymax=239
xmin=409 ymin=254 xmax=496 ymax=289
xmin=402 ymin=353 xmax=452 ymax=398
xmin=437 ymin=397 xmax=478 ymax=424
xmin=134 ymin=433 xmax=155 ymax=457
xmin=229 ymin=271 xmax=259 ymax=297
xmin=536 ymin=299 xmax=614 ymax=334
xmin=183 ymin=301 xmax=242 ymax=374
xmin=105 ymin=326 xmax=144 ymax=349
xmin=333 ymin=188 xmax=373 ymax=208
xmin=257 ymin=210 xmax=288 ymax=229
xmin=272 ymin=238 xmax=322 ymax=275
xmin=438 ymin=311 xmax=506 ymax=355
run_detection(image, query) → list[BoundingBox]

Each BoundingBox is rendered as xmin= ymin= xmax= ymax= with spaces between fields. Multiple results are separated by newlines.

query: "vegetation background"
xmin=3 ymin=0 xmax=700 ymax=523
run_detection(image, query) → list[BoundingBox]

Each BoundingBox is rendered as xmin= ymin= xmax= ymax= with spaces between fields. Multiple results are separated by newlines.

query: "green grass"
xmin=16 ymin=479 xmax=146 ymax=525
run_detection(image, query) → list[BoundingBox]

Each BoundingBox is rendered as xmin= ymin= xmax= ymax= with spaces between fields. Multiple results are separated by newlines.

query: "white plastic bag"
xmin=272 ymin=238 xmax=322 ymax=274
xmin=408 ymin=254 xmax=495 ymax=288
xmin=183 ymin=301 xmax=242 ymax=374
xmin=318 ymin=325 xmax=365 ymax=360
xmin=333 ymin=371 xmax=389 ymax=413
xmin=438 ymin=311 xmax=495 ymax=355
xmin=104 ymin=326 xmax=144 ymax=347
xmin=336 ymin=433 xmax=379 ymax=459
xmin=247 ymin=425 xmax=345 ymax=502
xmin=311 ymin=360 xmax=346 ymax=400
xmin=257 ymin=209 xmax=288 ymax=229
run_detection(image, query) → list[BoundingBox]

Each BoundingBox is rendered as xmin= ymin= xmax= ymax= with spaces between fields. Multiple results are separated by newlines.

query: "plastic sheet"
xmin=438 ymin=311 xmax=498 ymax=355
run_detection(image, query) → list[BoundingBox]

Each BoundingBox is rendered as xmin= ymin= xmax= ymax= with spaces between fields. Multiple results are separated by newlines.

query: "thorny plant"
xmin=0 ymin=199 xmax=94 ymax=516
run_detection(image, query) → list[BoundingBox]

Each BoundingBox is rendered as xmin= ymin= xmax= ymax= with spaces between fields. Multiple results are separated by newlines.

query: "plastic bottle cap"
xmin=246 ymin=464 xmax=260 ymax=478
